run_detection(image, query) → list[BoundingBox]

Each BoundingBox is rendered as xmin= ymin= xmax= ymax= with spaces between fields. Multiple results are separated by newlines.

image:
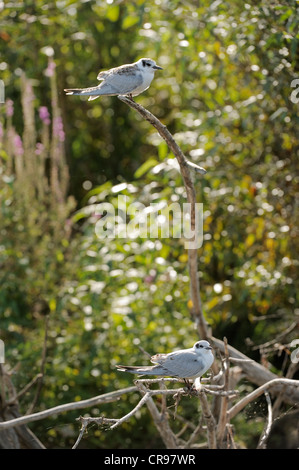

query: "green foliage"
xmin=0 ymin=69 xmax=75 ymax=324
xmin=0 ymin=0 xmax=298 ymax=449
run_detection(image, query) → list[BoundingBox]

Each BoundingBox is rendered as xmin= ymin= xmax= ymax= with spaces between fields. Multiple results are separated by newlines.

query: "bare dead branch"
xmin=70 ymin=380 xmax=236 ymax=449
xmin=257 ymin=392 xmax=273 ymax=449
xmin=72 ymin=384 xmax=183 ymax=448
xmin=72 ymin=418 xmax=88 ymax=449
xmin=183 ymin=423 xmax=205 ymax=449
xmin=185 ymin=160 xmax=207 ymax=175
xmin=197 ymin=390 xmax=217 ymax=449
xmin=136 ymin=382 xmax=178 ymax=448
xmin=227 ymin=378 xmax=299 ymax=421
xmin=0 ymin=365 xmax=46 ymax=449
xmin=212 ymin=336 xmax=299 ymax=405
xmin=110 ymin=390 xmax=153 ymax=430
xmin=251 ymin=321 xmax=298 ymax=351
xmin=72 ymin=416 xmax=118 ymax=449
xmin=5 ymin=373 xmax=43 ymax=406
xmin=272 ymin=358 xmax=299 ymax=417
xmin=0 ymin=386 xmax=137 ymax=430
xmin=216 ymin=337 xmax=230 ymax=445
xmin=227 ymin=357 xmax=254 ymax=364
xmin=226 ymin=424 xmax=237 ymax=449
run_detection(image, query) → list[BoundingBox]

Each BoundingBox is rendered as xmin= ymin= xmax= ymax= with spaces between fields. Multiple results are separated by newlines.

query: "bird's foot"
xmin=182 ymin=378 xmax=202 ymax=395
xmin=183 ymin=379 xmax=195 ymax=394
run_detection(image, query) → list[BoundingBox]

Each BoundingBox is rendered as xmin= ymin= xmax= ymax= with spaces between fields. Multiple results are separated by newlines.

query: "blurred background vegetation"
xmin=0 ymin=0 xmax=298 ymax=448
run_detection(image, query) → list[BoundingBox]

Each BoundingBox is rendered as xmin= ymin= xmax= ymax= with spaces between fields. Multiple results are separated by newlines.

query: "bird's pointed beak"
xmin=153 ymin=65 xmax=163 ymax=70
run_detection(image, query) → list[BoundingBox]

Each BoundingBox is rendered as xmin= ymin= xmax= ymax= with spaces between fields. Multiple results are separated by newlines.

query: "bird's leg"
xmin=127 ymin=93 xmax=134 ymax=101
xmin=182 ymin=379 xmax=199 ymax=396
xmin=183 ymin=378 xmax=192 ymax=389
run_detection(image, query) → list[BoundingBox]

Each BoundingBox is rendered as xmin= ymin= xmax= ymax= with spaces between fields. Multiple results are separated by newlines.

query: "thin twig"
xmin=134 ymin=377 xmax=182 ymax=385
xmin=185 ymin=160 xmax=207 ymax=175
xmin=109 ymin=391 xmax=153 ymax=430
xmin=137 ymin=345 xmax=152 ymax=359
xmin=0 ymin=386 xmax=137 ymax=430
xmin=198 ymin=390 xmax=217 ymax=449
xmin=203 ymin=388 xmax=238 ymax=397
xmin=72 ymin=418 xmax=88 ymax=449
xmin=5 ymin=373 xmax=43 ymax=405
xmin=257 ymin=392 xmax=273 ymax=449
xmin=160 ymin=379 xmax=168 ymax=418
xmin=183 ymin=423 xmax=203 ymax=448
xmin=227 ymin=357 xmax=254 ymax=364
xmin=72 ymin=416 xmax=118 ymax=449
xmin=216 ymin=337 xmax=230 ymax=445
xmin=212 ymin=336 xmax=299 ymax=405
xmin=272 ymin=361 xmax=299 ymax=416
xmin=0 ymin=365 xmax=6 ymax=407
xmin=136 ymin=382 xmax=178 ymax=448
xmin=251 ymin=321 xmax=298 ymax=351
xmin=227 ymin=378 xmax=299 ymax=421
xmin=71 ymin=382 xmax=230 ymax=449
xmin=226 ymin=424 xmax=237 ymax=449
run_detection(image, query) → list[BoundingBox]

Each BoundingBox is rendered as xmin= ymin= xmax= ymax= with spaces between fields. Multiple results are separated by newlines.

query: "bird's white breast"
xmin=132 ymin=71 xmax=154 ymax=96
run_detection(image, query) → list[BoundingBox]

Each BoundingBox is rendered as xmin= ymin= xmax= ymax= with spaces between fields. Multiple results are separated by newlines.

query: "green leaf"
xmin=158 ymin=141 xmax=168 ymax=160
xmin=122 ymin=15 xmax=139 ymax=29
xmin=106 ymin=5 xmax=120 ymax=22
xmin=82 ymin=181 xmax=113 ymax=205
xmin=134 ymin=158 xmax=158 ymax=178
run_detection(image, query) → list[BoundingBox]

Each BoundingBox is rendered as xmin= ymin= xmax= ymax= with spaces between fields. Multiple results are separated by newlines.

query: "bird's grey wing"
xmin=161 ymin=351 xmax=205 ymax=378
xmin=151 ymin=353 xmax=169 ymax=364
xmin=151 ymin=347 xmax=193 ymax=365
xmin=97 ymin=63 xmax=136 ymax=81
xmin=97 ymin=71 xmax=110 ymax=81
xmin=98 ymin=71 xmax=143 ymax=95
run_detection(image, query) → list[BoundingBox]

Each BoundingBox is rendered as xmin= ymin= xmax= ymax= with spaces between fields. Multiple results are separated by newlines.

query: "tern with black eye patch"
xmin=116 ymin=340 xmax=214 ymax=381
xmin=64 ymin=58 xmax=163 ymax=100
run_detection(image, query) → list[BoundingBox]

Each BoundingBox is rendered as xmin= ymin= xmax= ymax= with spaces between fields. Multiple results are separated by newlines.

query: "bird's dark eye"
xmin=196 ymin=343 xmax=203 ymax=349
xmin=142 ymin=60 xmax=151 ymax=67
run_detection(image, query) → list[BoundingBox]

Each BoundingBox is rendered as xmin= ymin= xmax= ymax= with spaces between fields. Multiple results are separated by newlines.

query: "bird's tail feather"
xmin=64 ymin=86 xmax=101 ymax=100
xmin=116 ymin=365 xmax=163 ymax=375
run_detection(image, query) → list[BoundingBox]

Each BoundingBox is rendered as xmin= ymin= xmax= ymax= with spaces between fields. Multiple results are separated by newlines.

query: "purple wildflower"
xmin=44 ymin=59 xmax=56 ymax=78
xmin=6 ymin=99 xmax=14 ymax=117
xmin=39 ymin=106 xmax=51 ymax=125
xmin=35 ymin=142 xmax=44 ymax=155
xmin=53 ymin=116 xmax=65 ymax=142
xmin=14 ymin=134 xmax=24 ymax=157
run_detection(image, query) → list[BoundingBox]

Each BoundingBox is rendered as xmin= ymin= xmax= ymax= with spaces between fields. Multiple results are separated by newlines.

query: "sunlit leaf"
xmin=122 ymin=15 xmax=139 ymax=29
xmin=106 ymin=5 xmax=120 ymax=22
xmin=134 ymin=158 xmax=158 ymax=178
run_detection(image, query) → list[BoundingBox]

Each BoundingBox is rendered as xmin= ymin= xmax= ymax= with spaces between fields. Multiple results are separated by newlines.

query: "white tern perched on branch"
xmin=64 ymin=58 xmax=163 ymax=101
xmin=116 ymin=340 xmax=214 ymax=381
